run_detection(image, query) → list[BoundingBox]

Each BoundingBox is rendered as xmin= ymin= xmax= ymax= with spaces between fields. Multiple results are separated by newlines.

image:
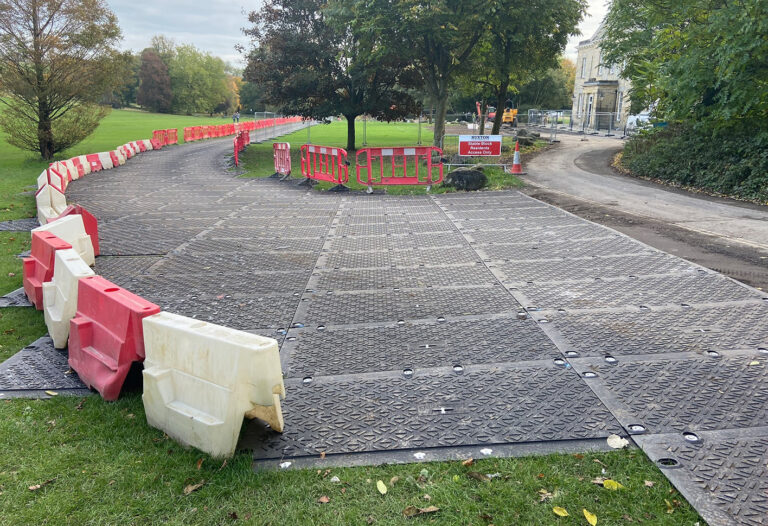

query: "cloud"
xmin=565 ymin=0 xmax=611 ymax=60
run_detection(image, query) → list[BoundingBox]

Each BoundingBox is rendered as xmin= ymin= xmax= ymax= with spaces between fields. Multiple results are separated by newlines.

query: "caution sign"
xmin=458 ymin=135 xmax=502 ymax=156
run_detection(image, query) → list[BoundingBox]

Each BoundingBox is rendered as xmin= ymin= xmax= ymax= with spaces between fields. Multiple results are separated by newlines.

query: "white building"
xmin=571 ymin=21 xmax=632 ymax=132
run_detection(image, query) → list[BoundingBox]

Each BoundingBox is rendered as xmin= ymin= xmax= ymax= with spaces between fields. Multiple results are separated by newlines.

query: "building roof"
xmin=577 ymin=19 xmax=607 ymax=48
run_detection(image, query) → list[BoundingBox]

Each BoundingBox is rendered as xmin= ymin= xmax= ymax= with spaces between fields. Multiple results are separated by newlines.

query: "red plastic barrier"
xmin=71 ymin=157 xmax=85 ymax=178
xmin=119 ymin=145 xmax=132 ymax=160
xmin=68 ymin=276 xmax=161 ymax=401
xmin=273 ymin=142 xmax=291 ymax=176
xmin=233 ymin=131 xmax=250 ymax=167
xmin=85 ymin=154 xmax=103 ymax=172
xmin=55 ymin=204 xmax=100 ymax=256
xmin=23 ymin=232 xmax=72 ymax=309
xmin=300 ymin=144 xmax=349 ymax=184
xmin=167 ymin=129 xmax=178 ymax=144
xmin=109 ymin=151 xmax=120 ymax=167
xmin=136 ymin=140 xmax=147 ymax=153
xmin=151 ymin=129 xmax=167 ymax=149
xmin=356 ymin=146 xmax=443 ymax=189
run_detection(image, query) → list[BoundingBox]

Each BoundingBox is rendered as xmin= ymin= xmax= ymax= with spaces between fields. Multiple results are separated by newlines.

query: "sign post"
xmin=458 ymin=135 xmax=502 ymax=156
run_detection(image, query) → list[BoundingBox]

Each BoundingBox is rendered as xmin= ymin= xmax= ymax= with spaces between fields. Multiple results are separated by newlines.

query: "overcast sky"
xmin=109 ymin=0 xmax=610 ymax=67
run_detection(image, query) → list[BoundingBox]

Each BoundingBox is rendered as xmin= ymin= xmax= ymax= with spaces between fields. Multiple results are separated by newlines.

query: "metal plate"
xmin=312 ymin=263 xmax=497 ymax=290
xmin=246 ymin=363 xmax=623 ymax=462
xmin=321 ymin=246 xmax=481 ymax=269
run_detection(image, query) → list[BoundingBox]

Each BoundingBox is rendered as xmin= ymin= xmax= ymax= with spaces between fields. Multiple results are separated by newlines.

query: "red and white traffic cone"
xmin=507 ymin=140 xmax=527 ymax=175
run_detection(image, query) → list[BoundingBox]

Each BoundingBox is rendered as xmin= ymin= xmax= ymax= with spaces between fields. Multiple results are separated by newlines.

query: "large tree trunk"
xmin=491 ymin=81 xmax=509 ymax=136
xmin=478 ymin=100 xmax=488 ymax=135
xmin=432 ymin=96 xmax=448 ymax=147
xmin=344 ymin=114 xmax=357 ymax=152
xmin=38 ymin=108 xmax=53 ymax=160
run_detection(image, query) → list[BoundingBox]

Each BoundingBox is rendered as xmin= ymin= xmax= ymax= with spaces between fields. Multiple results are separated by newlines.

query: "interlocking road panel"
xmin=0 ymin=218 xmax=39 ymax=231
xmin=0 ymin=337 xmax=88 ymax=397
xmin=282 ymin=316 xmax=558 ymax=377
xmin=547 ymin=304 xmax=768 ymax=357
xmin=0 ymin=287 xmax=33 ymax=308
xmin=574 ymin=354 xmax=768 ymax=434
xmin=636 ymin=428 xmax=768 ymax=526
xmin=246 ymin=363 xmax=623 ymax=464
xmin=313 ymin=263 xmax=497 ymax=290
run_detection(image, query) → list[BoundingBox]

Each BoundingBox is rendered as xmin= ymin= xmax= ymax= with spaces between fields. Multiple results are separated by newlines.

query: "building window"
xmin=581 ymin=57 xmax=587 ymax=78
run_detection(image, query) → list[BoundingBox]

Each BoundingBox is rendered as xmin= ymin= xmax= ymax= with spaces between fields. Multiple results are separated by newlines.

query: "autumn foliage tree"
xmin=0 ymin=0 xmax=123 ymax=159
xmin=137 ymin=49 xmax=171 ymax=113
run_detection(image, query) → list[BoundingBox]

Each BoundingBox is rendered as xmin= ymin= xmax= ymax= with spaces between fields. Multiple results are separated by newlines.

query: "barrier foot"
xmin=269 ymin=172 xmax=281 ymax=178
xmin=366 ymin=185 xmax=374 ymax=194
xmin=426 ymin=185 xmax=432 ymax=193
xmin=327 ymin=184 xmax=349 ymax=193
xmin=297 ymin=178 xmax=315 ymax=187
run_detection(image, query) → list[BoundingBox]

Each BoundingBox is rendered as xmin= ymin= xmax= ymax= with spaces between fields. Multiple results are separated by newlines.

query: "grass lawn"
xmin=0 ymin=112 xmax=702 ymax=525
xmin=238 ymin=120 xmax=537 ymax=195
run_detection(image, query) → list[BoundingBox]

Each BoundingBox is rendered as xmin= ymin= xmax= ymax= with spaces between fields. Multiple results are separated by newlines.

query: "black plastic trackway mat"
xmin=9 ymin=134 xmax=768 ymax=524
xmin=0 ymin=337 xmax=89 ymax=398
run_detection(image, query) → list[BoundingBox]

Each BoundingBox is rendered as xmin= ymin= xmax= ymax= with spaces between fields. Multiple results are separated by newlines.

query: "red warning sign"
xmin=458 ymin=135 xmax=502 ymax=156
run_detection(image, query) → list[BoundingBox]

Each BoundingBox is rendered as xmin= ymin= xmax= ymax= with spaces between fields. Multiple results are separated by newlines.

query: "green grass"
xmin=0 ymin=392 xmax=702 ymax=525
xmin=0 ymin=109 xmax=239 ymax=222
xmin=238 ymin=121 xmax=531 ymax=194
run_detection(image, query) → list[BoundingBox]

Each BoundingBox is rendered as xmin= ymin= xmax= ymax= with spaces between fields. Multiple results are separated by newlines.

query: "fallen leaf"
xmin=366 ymin=516 xmax=375 ymax=524
xmin=573 ymin=453 xmax=584 ymax=459
xmin=244 ymin=513 xmax=252 ymax=520
xmin=537 ymin=473 xmax=545 ymax=479
xmin=341 ymin=488 xmax=346 ymax=494
xmin=320 ymin=451 xmax=326 ymax=459
xmin=390 ymin=476 xmax=399 ymax=485
xmin=665 ymin=499 xmax=674 ymax=514
xmin=7 ymin=273 xmax=14 ymax=277
xmin=749 ymin=360 xmax=760 ymax=366
xmin=330 ymin=476 xmax=340 ymax=483
xmin=452 ymin=474 xmax=460 ymax=482
xmin=478 ymin=512 xmax=493 ymax=521
xmin=228 ymin=511 xmax=238 ymax=520
xmin=423 ymin=494 xmax=431 ymax=501
xmin=75 ymin=398 xmax=86 ymax=410
xmin=28 ymin=478 xmax=55 ymax=491
xmin=591 ymin=477 xmax=607 ymax=485
xmin=467 ymin=472 xmax=490 ymax=482
xmin=126 ymin=413 xmax=135 ymax=419
xmin=183 ymin=481 xmax=205 ymax=495
xmin=462 ymin=458 xmax=474 ymax=466
xmin=644 ymin=480 xmax=655 ymax=488
xmin=403 ymin=505 xmax=440 ymax=517
xmin=553 ymin=506 xmax=569 ymax=517
xmin=196 ymin=458 xmax=203 ymax=470
xmin=218 ymin=460 xmax=228 ymax=471
xmin=538 ymin=489 xmax=554 ymax=502
xmin=583 ymin=508 xmax=598 ymax=525
xmin=607 ymin=434 xmax=629 ymax=449
xmin=593 ymin=458 xmax=607 ymax=467
xmin=622 ymin=514 xmax=634 ymax=522
xmin=376 ymin=480 xmax=387 ymax=494
xmin=317 ymin=496 xmax=330 ymax=504
xmin=44 ymin=390 xmax=58 ymax=396
xmin=603 ymin=479 xmax=625 ymax=491
xmin=108 ymin=480 xmax=115 ymax=486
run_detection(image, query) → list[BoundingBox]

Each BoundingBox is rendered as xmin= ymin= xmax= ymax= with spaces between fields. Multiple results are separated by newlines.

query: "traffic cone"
xmin=507 ymin=140 xmax=527 ymax=175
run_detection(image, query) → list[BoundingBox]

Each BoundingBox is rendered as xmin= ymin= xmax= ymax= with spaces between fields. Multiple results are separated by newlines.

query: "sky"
xmin=108 ymin=0 xmax=610 ymax=67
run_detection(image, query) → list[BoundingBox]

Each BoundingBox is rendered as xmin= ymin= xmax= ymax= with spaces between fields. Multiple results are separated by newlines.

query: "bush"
xmin=621 ymin=122 xmax=768 ymax=202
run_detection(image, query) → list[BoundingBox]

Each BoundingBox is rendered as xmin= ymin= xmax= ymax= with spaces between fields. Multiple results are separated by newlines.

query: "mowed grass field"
xmin=239 ymin=120 xmax=534 ymax=194
xmin=0 ymin=111 xmax=702 ymax=525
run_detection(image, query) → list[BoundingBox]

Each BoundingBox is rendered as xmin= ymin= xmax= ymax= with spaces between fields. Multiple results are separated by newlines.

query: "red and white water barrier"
xmin=272 ymin=143 xmax=291 ymax=177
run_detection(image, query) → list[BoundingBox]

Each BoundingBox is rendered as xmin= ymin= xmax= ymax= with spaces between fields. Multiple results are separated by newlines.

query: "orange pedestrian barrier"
xmin=300 ymin=144 xmax=349 ymax=186
xmin=356 ymin=146 xmax=444 ymax=192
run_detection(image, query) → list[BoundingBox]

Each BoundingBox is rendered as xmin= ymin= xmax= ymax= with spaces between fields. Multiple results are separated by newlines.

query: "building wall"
xmin=571 ymin=33 xmax=632 ymax=132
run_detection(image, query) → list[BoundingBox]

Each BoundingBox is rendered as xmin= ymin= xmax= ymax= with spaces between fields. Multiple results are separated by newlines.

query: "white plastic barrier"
xmin=32 ymin=215 xmax=95 ymax=266
xmin=37 ymin=171 xmax=48 ymax=190
xmin=114 ymin=149 xmax=126 ymax=165
xmin=142 ymin=312 xmax=286 ymax=458
xmin=131 ymin=141 xmax=142 ymax=153
xmin=42 ymin=248 xmax=95 ymax=348
xmin=77 ymin=155 xmax=92 ymax=175
xmin=98 ymin=152 xmax=114 ymax=170
xmin=64 ymin=159 xmax=78 ymax=181
xmin=142 ymin=139 xmax=153 ymax=151
xmin=35 ymin=186 xmax=67 ymax=224
xmin=48 ymin=163 xmax=69 ymax=192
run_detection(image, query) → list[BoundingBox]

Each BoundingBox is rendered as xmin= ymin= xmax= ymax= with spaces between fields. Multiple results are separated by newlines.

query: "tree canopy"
xmin=242 ymin=0 xmax=420 ymax=150
xmin=601 ymin=0 xmax=768 ymax=125
xmin=0 ymin=0 xmax=123 ymax=159
xmin=137 ymin=49 xmax=171 ymax=113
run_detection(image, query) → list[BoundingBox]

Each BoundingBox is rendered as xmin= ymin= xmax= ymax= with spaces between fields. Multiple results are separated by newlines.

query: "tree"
xmin=352 ymin=0 xmax=492 ymax=146
xmin=137 ymin=49 xmax=172 ymax=113
xmin=167 ymin=44 xmax=230 ymax=115
xmin=0 ymin=0 xmax=123 ymax=159
xmin=517 ymin=58 xmax=576 ymax=110
xmin=243 ymin=0 xmax=420 ymax=151
xmin=239 ymin=81 xmax=267 ymax=112
xmin=601 ymin=0 xmax=768 ymax=124
xmin=479 ymin=0 xmax=585 ymax=134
